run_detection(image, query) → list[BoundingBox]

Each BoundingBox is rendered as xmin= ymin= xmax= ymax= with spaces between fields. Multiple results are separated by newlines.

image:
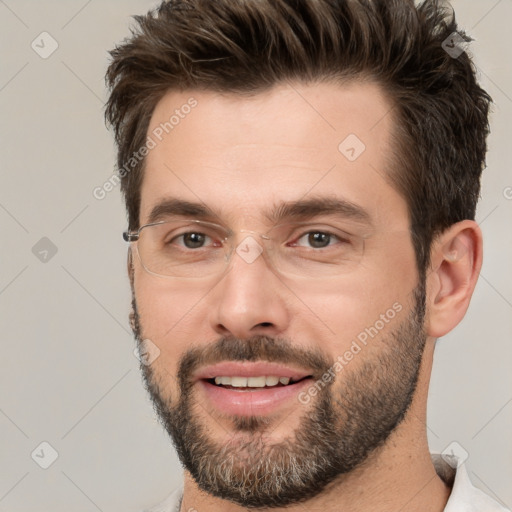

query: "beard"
xmin=131 ymin=281 xmax=427 ymax=509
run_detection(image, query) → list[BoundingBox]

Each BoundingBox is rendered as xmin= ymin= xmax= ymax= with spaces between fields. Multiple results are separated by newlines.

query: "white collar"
xmin=432 ymin=454 xmax=509 ymax=511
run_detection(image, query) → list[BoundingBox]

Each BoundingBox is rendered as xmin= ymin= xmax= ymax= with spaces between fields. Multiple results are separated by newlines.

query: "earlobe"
xmin=425 ymin=220 xmax=483 ymax=338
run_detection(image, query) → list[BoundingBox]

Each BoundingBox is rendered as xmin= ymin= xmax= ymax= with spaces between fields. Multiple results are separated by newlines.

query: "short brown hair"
xmin=105 ymin=0 xmax=492 ymax=275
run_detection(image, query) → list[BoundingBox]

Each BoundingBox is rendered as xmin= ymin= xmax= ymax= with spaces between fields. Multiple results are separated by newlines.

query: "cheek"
xmin=134 ymin=268 xmax=213 ymax=344
xmin=134 ymin=275 xmax=211 ymax=393
xmin=303 ymin=242 xmax=417 ymax=350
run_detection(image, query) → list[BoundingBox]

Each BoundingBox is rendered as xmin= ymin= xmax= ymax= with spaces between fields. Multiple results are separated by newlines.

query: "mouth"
xmin=203 ymin=375 xmax=312 ymax=390
xmin=193 ymin=361 xmax=317 ymax=415
xmin=197 ymin=375 xmax=315 ymax=416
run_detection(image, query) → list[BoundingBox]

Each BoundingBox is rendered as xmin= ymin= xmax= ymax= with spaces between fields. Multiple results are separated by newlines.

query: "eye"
xmin=171 ymin=232 xmax=220 ymax=249
xmin=292 ymin=231 xmax=346 ymax=249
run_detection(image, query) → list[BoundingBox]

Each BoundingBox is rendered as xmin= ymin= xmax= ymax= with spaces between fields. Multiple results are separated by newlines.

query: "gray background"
xmin=0 ymin=0 xmax=511 ymax=510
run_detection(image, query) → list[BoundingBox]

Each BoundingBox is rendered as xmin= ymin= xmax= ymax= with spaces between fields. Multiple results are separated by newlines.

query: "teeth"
xmin=247 ymin=376 xmax=266 ymax=387
xmin=213 ymin=376 xmax=292 ymax=387
xmin=265 ymin=376 xmax=279 ymax=386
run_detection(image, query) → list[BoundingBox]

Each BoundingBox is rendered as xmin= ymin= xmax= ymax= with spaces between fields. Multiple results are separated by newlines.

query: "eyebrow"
xmin=265 ymin=196 xmax=372 ymax=226
xmin=148 ymin=199 xmax=219 ymax=224
xmin=147 ymin=196 xmax=372 ymax=227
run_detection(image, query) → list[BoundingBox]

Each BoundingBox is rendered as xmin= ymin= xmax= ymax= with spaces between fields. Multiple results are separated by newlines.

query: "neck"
xmin=179 ymin=342 xmax=451 ymax=512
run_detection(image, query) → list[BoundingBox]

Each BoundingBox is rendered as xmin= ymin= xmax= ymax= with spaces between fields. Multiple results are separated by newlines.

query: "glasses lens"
xmin=265 ymin=222 xmax=365 ymax=278
xmin=137 ymin=221 xmax=230 ymax=278
xmin=134 ymin=220 xmax=366 ymax=279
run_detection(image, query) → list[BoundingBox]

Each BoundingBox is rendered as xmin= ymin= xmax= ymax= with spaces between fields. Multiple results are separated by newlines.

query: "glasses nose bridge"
xmin=238 ymin=228 xmax=271 ymax=239
xmin=237 ymin=229 xmax=273 ymax=248
xmin=224 ymin=228 xmax=274 ymax=267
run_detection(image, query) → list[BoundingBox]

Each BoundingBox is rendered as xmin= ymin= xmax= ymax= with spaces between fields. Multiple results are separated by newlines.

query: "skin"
xmin=129 ymin=81 xmax=483 ymax=511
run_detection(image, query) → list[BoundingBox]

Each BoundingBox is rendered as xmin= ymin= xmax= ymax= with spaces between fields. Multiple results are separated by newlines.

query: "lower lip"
xmin=197 ymin=378 xmax=313 ymax=416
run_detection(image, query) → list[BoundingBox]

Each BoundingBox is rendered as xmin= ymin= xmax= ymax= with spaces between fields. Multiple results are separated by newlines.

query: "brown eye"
xmin=182 ymin=232 xmax=207 ymax=248
xmin=170 ymin=232 xmax=212 ymax=249
xmin=307 ymin=232 xmax=331 ymax=248
xmin=294 ymin=231 xmax=340 ymax=249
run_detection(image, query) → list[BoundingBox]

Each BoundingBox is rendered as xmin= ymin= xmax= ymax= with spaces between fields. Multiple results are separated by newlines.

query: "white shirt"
xmin=143 ymin=455 xmax=510 ymax=512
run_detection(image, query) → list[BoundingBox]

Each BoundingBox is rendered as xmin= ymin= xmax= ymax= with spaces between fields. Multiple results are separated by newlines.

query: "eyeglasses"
xmin=123 ymin=218 xmax=368 ymax=279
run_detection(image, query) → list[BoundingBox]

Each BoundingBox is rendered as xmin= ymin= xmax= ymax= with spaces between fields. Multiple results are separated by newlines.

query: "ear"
xmin=425 ymin=220 xmax=483 ymax=338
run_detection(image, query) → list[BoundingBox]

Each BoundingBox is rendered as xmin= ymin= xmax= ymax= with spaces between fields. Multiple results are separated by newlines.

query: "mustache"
xmin=177 ymin=334 xmax=330 ymax=387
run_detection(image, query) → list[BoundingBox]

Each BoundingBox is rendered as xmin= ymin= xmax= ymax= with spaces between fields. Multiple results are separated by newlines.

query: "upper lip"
xmin=194 ymin=362 xmax=313 ymax=382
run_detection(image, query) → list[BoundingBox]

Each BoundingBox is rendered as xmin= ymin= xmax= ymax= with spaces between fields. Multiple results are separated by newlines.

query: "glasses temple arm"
xmin=123 ymin=232 xmax=139 ymax=242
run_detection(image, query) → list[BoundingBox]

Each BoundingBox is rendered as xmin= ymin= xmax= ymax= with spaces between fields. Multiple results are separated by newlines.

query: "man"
xmin=105 ymin=0 xmax=508 ymax=510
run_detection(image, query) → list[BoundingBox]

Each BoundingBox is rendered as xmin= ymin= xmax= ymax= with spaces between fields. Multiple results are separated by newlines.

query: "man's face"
xmin=130 ymin=82 xmax=426 ymax=507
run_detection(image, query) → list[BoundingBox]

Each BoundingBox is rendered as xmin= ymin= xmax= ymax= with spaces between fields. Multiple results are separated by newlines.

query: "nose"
xmin=208 ymin=239 xmax=291 ymax=339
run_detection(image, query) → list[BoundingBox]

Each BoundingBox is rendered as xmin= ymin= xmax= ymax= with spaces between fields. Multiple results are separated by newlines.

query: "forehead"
xmin=140 ymin=81 xmax=408 ymax=230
